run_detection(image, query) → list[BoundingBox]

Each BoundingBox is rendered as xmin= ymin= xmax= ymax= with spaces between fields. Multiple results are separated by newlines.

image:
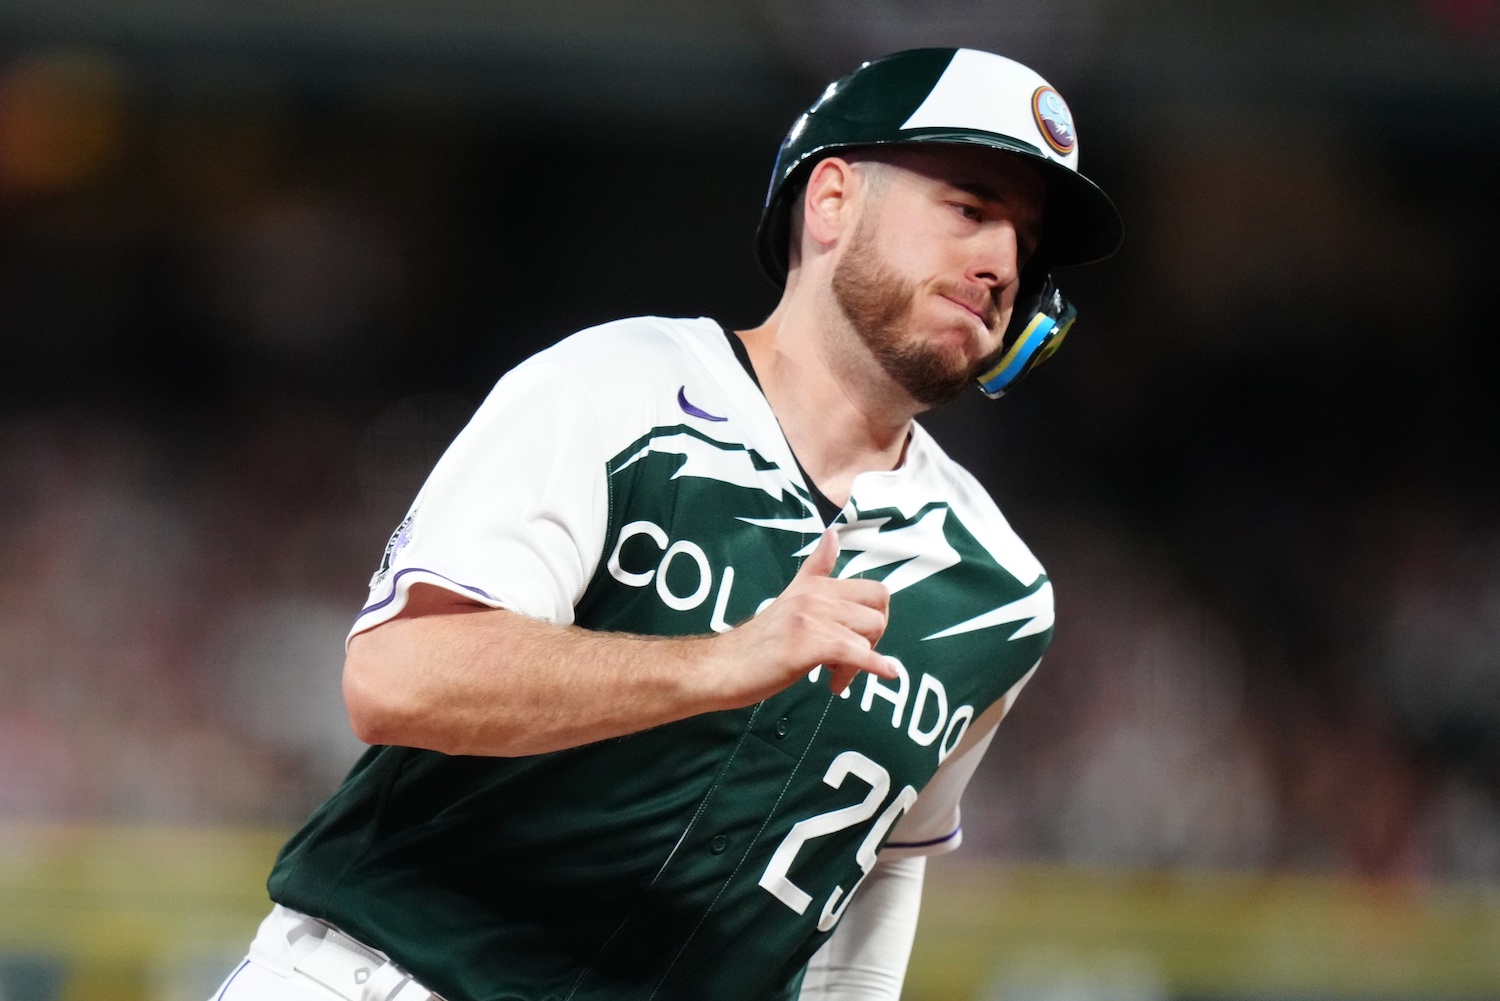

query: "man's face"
xmin=830 ymin=147 xmax=1046 ymax=408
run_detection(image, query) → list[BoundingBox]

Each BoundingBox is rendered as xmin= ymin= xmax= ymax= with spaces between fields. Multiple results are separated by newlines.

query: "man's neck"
xmin=736 ymin=297 xmax=917 ymax=508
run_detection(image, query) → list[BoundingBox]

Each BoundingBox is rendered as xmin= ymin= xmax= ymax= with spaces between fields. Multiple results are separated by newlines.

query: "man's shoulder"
xmin=903 ymin=423 xmax=999 ymax=512
xmin=903 ymin=423 xmax=1047 ymax=586
xmin=495 ymin=314 xmax=771 ymax=468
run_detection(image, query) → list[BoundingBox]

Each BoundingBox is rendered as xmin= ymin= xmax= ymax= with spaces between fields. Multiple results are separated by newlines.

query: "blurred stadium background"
xmin=2 ymin=0 xmax=1499 ymax=998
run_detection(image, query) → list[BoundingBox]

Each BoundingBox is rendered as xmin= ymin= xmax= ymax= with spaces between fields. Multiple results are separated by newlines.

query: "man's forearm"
xmin=344 ymin=602 xmax=724 ymax=756
xmin=343 ymin=533 xmax=897 ymax=757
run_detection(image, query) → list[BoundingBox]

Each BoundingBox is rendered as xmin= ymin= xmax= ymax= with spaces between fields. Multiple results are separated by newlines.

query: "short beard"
xmin=830 ymin=215 xmax=1001 ymax=408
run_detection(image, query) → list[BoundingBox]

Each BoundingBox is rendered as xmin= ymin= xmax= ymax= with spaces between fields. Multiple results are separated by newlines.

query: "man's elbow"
xmin=343 ymin=633 xmax=418 ymax=747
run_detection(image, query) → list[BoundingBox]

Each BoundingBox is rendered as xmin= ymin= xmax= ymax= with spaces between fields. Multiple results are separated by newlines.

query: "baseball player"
xmin=212 ymin=47 xmax=1121 ymax=1001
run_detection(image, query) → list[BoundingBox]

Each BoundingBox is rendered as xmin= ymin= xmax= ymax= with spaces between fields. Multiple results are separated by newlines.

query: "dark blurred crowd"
xmin=0 ymin=410 xmax=375 ymax=823
xmin=1 ymin=40 xmax=1498 ymax=885
xmin=966 ymin=503 xmax=1500 ymax=882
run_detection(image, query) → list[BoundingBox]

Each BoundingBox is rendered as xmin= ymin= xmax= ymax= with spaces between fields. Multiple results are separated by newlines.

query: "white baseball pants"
xmin=209 ymin=905 xmax=442 ymax=1001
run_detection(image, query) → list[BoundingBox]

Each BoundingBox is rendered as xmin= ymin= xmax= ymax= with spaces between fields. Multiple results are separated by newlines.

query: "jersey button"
xmin=709 ymin=835 xmax=729 ymax=855
xmin=775 ymin=717 xmax=790 ymax=738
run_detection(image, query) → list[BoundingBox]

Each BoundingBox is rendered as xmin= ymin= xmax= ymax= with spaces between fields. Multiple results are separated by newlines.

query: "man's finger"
xmin=794 ymin=529 xmax=839 ymax=582
xmin=827 ymin=663 xmax=860 ymax=696
xmin=826 ymin=654 xmax=899 ymax=696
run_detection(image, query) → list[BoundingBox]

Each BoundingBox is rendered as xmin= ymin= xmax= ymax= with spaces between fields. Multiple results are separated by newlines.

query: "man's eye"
xmin=953 ymin=202 xmax=982 ymax=221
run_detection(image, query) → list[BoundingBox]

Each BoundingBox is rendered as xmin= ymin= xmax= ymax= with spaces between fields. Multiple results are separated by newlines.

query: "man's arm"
xmin=343 ymin=530 xmax=899 ymax=757
xmin=798 ymin=855 xmax=926 ymax=1001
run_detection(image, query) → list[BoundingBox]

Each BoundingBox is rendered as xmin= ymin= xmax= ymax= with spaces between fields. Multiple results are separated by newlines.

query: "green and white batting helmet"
xmin=754 ymin=47 xmax=1124 ymax=285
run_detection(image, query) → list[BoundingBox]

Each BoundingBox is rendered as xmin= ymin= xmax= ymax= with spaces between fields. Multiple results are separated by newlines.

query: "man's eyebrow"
xmin=950 ymin=178 xmax=1007 ymax=202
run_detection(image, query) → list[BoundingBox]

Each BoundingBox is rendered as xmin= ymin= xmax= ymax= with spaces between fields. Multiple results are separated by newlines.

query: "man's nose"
xmin=968 ymin=223 xmax=1022 ymax=290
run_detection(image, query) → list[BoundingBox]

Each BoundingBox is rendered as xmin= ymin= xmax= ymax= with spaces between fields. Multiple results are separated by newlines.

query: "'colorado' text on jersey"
xmin=268 ymin=316 xmax=1052 ymax=1001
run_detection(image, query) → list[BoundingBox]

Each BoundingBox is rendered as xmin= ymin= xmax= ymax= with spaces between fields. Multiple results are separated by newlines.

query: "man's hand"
xmin=702 ymin=529 xmax=897 ymax=707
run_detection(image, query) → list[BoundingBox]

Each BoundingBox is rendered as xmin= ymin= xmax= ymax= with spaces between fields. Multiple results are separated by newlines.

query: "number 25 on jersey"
xmin=757 ymin=750 xmax=917 ymax=931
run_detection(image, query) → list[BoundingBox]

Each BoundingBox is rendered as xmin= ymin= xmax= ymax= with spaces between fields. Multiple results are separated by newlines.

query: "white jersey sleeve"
xmin=351 ymin=360 xmax=610 ymax=640
xmin=880 ymin=661 xmax=1039 ymax=858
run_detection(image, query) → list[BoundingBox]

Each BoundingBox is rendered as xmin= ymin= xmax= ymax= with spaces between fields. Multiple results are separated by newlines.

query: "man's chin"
xmin=883 ymin=350 xmax=974 ymax=408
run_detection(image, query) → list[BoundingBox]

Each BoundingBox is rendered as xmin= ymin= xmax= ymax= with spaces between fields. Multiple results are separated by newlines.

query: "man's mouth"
xmin=939 ymin=290 xmax=998 ymax=331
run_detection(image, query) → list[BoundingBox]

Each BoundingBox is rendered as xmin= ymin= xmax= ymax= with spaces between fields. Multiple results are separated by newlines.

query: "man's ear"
xmin=799 ymin=157 xmax=860 ymax=253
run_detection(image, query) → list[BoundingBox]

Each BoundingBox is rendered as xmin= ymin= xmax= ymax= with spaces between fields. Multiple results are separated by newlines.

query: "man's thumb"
xmin=796 ymin=529 xmax=839 ymax=580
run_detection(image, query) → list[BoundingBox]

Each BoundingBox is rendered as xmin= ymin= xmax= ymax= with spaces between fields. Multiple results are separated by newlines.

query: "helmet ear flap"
xmin=974 ymin=270 xmax=1078 ymax=399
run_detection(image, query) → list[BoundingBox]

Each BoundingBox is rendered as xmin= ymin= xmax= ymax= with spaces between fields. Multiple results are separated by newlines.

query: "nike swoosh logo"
xmin=678 ymin=386 xmax=728 ymax=422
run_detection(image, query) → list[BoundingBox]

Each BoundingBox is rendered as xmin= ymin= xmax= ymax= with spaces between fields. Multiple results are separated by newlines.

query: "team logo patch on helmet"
xmin=1031 ymin=87 xmax=1076 ymax=156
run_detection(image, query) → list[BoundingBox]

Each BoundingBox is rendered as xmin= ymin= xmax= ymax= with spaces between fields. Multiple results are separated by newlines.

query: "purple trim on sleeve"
xmin=212 ymin=959 xmax=250 ymax=1000
xmin=885 ymin=827 xmax=961 ymax=850
xmin=358 ymin=567 xmax=498 ymax=617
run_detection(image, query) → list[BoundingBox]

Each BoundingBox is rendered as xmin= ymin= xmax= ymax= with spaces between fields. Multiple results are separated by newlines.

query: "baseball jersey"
xmin=268 ymin=316 xmax=1053 ymax=1001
